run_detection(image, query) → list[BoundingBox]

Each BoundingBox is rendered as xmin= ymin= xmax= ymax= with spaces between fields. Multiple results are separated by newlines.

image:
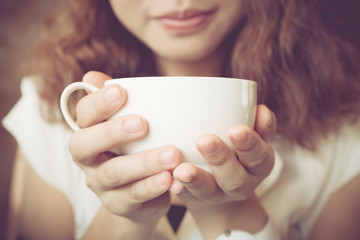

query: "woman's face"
xmin=109 ymin=0 xmax=243 ymax=63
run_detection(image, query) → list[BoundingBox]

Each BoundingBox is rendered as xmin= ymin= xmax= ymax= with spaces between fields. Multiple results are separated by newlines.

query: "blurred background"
xmin=0 ymin=0 xmax=57 ymax=235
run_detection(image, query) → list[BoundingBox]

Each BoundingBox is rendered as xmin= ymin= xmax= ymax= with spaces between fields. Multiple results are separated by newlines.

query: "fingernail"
xmin=104 ymin=86 xmax=120 ymax=103
xmin=198 ymin=137 xmax=219 ymax=156
xmin=179 ymin=174 xmax=193 ymax=183
xmin=160 ymin=150 xmax=175 ymax=166
xmin=124 ymin=117 xmax=142 ymax=134
xmin=232 ymin=128 xmax=249 ymax=142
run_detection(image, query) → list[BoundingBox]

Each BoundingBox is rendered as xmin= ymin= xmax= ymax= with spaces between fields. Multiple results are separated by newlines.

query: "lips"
xmin=156 ymin=9 xmax=214 ymax=34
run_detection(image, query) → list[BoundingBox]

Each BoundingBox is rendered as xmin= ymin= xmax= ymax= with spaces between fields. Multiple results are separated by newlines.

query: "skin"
xmin=109 ymin=0 xmax=244 ymax=60
xmin=109 ymin=0 xmax=245 ymax=76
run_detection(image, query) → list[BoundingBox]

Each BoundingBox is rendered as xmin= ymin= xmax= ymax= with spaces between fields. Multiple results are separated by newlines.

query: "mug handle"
xmin=60 ymin=82 xmax=99 ymax=131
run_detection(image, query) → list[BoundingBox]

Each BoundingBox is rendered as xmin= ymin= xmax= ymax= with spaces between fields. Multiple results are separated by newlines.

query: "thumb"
xmin=82 ymin=71 xmax=112 ymax=88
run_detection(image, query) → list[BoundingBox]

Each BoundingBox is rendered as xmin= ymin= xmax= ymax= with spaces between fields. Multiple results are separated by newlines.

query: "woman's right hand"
xmin=68 ymin=71 xmax=181 ymax=224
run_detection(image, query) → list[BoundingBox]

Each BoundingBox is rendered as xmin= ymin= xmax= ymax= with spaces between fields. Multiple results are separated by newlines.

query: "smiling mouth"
xmin=156 ymin=9 xmax=215 ymax=34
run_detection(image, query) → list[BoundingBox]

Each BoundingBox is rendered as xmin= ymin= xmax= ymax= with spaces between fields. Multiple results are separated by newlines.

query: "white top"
xmin=3 ymin=78 xmax=360 ymax=239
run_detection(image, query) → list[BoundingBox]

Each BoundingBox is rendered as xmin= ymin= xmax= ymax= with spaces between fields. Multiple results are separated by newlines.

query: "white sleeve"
xmin=333 ymin=120 xmax=360 ymax=190
xmin=2 ymin=77 xmax=102 ymax=239
xmin=255 ymin=146 xmax=284 ymax=197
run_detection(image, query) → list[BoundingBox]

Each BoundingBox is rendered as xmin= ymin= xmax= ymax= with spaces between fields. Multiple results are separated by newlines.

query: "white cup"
xmin=60 ymin=76 xmax=257 ymax=170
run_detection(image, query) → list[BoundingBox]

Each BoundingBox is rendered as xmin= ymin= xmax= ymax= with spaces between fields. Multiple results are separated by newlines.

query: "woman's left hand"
xmin=171 ymin=104 xmax=276 ymax=202
xmin=170 ymin=105 xmax=276 ymax=239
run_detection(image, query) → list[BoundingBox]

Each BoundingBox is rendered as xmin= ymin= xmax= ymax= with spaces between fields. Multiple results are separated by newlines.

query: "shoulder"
xmin=308 ymin=173 xmax=360 ymax=240
xmin=3 ymin=77 xmax=73 ymax=191
xmin=3 ymin=77 xmax=103 ymax=238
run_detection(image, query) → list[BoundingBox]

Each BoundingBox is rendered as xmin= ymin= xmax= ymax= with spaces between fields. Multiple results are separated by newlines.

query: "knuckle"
xmin=246 ymin=156 xmax=266 ymax=169
xmin=247 ymin=143 xmax=274 ymax=175
xmin=103 ymin=163 xmax=121 ymax=186
xmin=103 ymin=119 xmax=124 ymax=143
xmin=68 ymin=133 xmax=83 ymax=162
xmin=224 ymin=176 xmax=248 ymax=196
xmin=84 ymin=170 xmax=98 ymax=191
xmin=139 ymin=158 xmax=152 ymax=175
xmin=128 ymin=184 xmax=142 ymax=202
xmin=68 ymin=133 xmax=95 ymax=166
xmin=100 ymin=192 xmax=136 ymax=217
xmin=101 ymin=194 xmax=119 ymax=214
xmin=85 ymin=176 xmax=95 ymax=190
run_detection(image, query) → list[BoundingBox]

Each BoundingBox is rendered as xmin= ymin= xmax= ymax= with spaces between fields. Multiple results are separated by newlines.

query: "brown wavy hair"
xmin=25 ymin=0 xmax=360 ymax=149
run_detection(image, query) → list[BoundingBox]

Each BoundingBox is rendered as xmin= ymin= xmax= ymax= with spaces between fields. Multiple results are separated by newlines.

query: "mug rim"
xmin=105 ymin=76 xmax=257 ymax=86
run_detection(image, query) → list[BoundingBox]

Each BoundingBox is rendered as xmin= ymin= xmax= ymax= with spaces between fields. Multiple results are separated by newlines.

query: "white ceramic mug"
xmin=60 ymin=76 xmax=257 ymax=170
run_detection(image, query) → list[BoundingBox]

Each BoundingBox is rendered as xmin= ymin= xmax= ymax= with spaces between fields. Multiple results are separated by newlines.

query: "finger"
xmin=76 ymin=83 xmax=127 ymax=128
xmin=69 ymin=115 xmax=147 ymax=165
xmin=169 ymin=178 xmax=185 ymax=195
xmin=254 ymin=104 xmax=277 ymax=140
xmin=173 ymin=162 xmax=221 ymax=200
xmin=195 ymin=134 xmax=253 ymax=199
xmin=229 ymin=125 xmax=274 ymax=178
xmin=82 ymin=71 xmax=112 ymax=88
xmin=93 ymin=146 xmax=181 ymax=190
xmin=100 ymin=171 xmax=173 ymax=217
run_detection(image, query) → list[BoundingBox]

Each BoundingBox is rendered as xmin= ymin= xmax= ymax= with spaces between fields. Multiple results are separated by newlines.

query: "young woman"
xmin=3 ymin=0 xmax=360 ymax=239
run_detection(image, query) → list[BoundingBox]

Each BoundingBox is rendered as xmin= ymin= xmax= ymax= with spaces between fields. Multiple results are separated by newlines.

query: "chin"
xmin=155 ymin=45 xmax=219 ymax=63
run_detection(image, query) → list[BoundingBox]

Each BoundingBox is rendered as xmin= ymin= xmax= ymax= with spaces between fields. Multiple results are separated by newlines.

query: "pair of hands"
xmin=68 ymin=71 xmax=276 ymax=227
